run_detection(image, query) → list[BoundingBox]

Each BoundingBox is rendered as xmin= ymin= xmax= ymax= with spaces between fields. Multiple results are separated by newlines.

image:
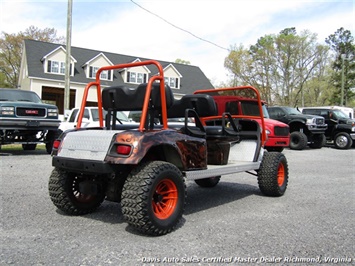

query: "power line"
xmin=130 ymin=0 xmax=230 ymax=51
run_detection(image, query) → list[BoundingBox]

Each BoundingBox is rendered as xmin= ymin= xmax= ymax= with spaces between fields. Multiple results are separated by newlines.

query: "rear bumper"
xmin=52 ymin=156 xmax=114 ymax=174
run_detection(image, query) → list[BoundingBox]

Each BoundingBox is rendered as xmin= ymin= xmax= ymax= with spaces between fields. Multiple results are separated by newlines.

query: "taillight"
xmin=116 ymin=144 xmax=132 ymax=155
xmin=53 ymin=140 xmax=61 ymax=149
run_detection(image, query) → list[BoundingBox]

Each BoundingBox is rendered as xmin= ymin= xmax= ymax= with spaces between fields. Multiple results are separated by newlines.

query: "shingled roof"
xmin=23 ymin=39 xmax=214 ymax=94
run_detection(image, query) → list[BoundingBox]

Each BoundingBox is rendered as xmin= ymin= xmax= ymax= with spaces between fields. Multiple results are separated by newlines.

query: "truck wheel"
xmin=48 ymin=168 xmax=106 ymax=215
xmin=22 ymin=144 xmax=37 ymax=150
xmin=334 ymin=132 xmax=353 ymax=149
xmin=257 ymin=152 xmax=288 ymax=197
xmin=195 ymin=176 xmax=221 ymax=187
xmin=121 ymin=161 xmax=186 ymax=236
xmin=310 ymin=134 xmax=325 ymax=149
xmin=289 ymin=131 xmax=307 ymax=150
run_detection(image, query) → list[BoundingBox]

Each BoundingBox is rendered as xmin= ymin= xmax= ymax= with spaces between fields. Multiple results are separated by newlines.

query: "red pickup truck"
xmin=194 ymin=93 xmax=290 ymax=152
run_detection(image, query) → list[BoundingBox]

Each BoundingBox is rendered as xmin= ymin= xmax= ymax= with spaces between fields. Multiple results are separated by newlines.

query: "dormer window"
xmin=127 ymin=71 xmax=147 ymax=84
xmin=164 ymin=77 xmax=179 ymax=89
xmin=47 ymin=60 xmax=72 ymax=75
xmin=162 ymin=64 xmax=182 ymax=89
xmin=89 ymin=66 xmax=112 ymax=80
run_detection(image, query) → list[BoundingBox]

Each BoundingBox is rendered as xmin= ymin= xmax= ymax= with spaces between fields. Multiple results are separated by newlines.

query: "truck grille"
xmin=274 ymin=126 xmax=289 ymax=136
xmin=316 ymin=118 xmax=325 ymax=125
xmin=16 ymin=107 xmax=46 ymax=117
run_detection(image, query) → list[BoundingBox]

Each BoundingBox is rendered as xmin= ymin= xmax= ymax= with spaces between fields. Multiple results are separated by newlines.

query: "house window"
xmin=89 ymin=66 xmax=111 ymax=80
xmin=50 ymin=61 xmax=59 ymax=73
xmin=130 ymin=72 xmax=137 ymax=83
xmin=126 ymin=71 xmax=147 ymax=84
xmin=164 ymin=77 xmax=179 ymax=89
xmin=60 ymin=62 xmax=65 ymax=74
xmin=137 ymin=73 xmax=143 ymax=83
xmin=47 ymin=60 xmax=73 ymax=75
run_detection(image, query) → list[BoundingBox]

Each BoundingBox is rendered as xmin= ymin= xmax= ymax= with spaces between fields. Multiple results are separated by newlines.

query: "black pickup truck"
xmin=268 ymin=106 xmax=327 ymax=150
xmin=302 ymin=107 xmax=355 ymax=149
xmin=0 ymin=88 xmax=60 ymax=153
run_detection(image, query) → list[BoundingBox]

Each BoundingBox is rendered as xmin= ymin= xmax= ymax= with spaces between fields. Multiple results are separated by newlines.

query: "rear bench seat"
xmin=102 ymin=83 xmax=174 ymax=130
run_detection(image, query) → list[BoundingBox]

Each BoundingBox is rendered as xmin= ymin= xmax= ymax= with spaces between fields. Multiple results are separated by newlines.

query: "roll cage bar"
xmin=76 ymin=60 xmax=168 ymax=132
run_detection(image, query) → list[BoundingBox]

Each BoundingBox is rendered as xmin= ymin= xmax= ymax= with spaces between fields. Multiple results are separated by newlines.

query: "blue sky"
xmin=1 ymin=0 xmax=354 ymax=84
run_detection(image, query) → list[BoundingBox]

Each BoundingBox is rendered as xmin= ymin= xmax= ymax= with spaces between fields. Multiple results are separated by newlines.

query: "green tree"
xmin=175 ymin=58 xmax=191 ymax=65
xmin=325 ymin=27 xmax=355 ymax=106
xmin=0 ymin=26 xmax=65 ymax=88
xmin=225 ymin=28 xmax=330 ymax=106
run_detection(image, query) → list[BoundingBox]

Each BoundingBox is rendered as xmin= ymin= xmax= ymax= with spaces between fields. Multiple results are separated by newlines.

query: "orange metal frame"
xmin=194 ymin=86 xmax=267 ymax=146
xmin=76 ymin=60 xmax=168 ymax=132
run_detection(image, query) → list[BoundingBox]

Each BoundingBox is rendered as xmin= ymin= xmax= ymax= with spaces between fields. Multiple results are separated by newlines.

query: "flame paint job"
xmin=105 ymin=129 xmax=208 ymax=170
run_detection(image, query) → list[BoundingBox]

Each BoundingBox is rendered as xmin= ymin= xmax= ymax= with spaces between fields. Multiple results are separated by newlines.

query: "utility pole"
xmin=341 ymin=54 xmax=345 ymax=106
xmin=64 ymin=0 xmax=73 ymax=114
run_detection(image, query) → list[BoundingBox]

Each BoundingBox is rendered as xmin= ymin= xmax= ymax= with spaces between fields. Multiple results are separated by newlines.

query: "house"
xmin=18 ymin=39 xmax=214 ymax=115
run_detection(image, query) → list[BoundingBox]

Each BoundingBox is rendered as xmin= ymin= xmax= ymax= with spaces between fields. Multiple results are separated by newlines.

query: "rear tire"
xmin=121 ymin=161 xmax=186 ymax=236
xmin=195 ymin=176 xmax=221 ymax=187
xmin=289 ymin=131 xmax=307 ymax=150
xmin=48 ymin=168 xmax=106 ymax=215
xmin=258 ymin=152 xmax=288 ymax=197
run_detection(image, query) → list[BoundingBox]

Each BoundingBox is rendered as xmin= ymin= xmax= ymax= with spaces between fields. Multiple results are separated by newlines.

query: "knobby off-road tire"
xmin=289 ymin=131 xmax=307 ymax=150
xmin=48 ymin=168 xmax=106 ymax=215
xmin=334 ymin=132 xmax=353 ymax=149
xmin=257 ymin=152 xmax=289 ymax=197
xmin=121 ymin=161 xmax=186 ymax=236
xmin=195 ymin=176 xmax=221 ymax=188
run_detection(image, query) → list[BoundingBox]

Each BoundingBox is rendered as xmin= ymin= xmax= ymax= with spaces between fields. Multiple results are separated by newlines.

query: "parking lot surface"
xmin=1 ymin=146 xmax=354 ymax=265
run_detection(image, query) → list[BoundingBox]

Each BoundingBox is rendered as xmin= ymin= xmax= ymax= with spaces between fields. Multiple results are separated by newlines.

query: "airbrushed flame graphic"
xmin=105 ymin=129 xmax=208 ymax=170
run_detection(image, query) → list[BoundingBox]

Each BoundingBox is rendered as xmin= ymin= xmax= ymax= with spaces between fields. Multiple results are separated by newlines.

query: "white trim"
xmin=82 ymin=52 xmax=113 ymax=67
xmin=163 ymin=63 xmax=183 ymax=78
xmin=41 ymin=46 xmax=77 ymax=62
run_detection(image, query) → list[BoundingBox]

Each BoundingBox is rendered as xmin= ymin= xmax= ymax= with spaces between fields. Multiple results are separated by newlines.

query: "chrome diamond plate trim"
xmin=228 ymin=140 xmax=257 ymax=162
xmin=184 ymin=161 xmax=260 ymax=180
xmin=58 ymin=130 xmax=121 ymax=161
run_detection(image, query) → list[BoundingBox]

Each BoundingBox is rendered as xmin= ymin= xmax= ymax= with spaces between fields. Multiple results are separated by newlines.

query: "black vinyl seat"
xmin=102 ymin=83 xmax=174 ymax=130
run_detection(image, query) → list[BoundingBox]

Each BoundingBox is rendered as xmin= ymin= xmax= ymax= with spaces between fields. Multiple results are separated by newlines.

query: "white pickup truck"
xmin=59 ymin=107 xmax=132 ymax=132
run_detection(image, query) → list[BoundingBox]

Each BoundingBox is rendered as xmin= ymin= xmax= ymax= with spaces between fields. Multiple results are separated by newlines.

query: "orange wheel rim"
xmin=152 ymin=179 xmax=178 ymax=219
xmin=277 ymin=163 xmax=285 ymax=187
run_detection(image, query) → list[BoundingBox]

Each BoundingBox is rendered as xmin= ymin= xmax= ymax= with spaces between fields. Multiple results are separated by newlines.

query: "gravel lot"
xmin=1 ymin=146 xmax=354 ymax=265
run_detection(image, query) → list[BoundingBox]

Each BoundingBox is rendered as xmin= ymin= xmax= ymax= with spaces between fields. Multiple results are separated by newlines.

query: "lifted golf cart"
xmin=48 ymin=60 xmax=289 ymax=236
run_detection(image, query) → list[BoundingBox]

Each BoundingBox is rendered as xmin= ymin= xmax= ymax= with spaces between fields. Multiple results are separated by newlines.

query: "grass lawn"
xmin=0 ymin=144 xmax=46 ymax=151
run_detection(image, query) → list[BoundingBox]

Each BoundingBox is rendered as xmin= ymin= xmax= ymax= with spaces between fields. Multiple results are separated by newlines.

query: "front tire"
xmin=121 ymin=161 xmax=186 ymax=236
xmin=289 ymin=131 xmax=307 ymax=150
xmin=48 ymin=168 xmax=106 ymax=215
xmin=258 ymin=152 xmax=289 ymax=197
xmin=334 ymin=132 xmax=353 ymax=149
